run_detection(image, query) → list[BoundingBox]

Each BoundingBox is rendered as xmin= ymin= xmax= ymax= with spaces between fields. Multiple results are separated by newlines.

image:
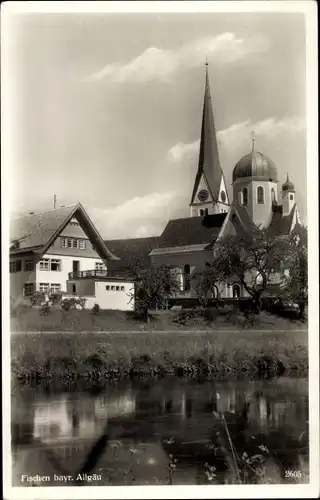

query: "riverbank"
xmin=11 ymin=306 xmax=305 ymax=333
xmin=11 ymin=329 xmax=308 ymax=382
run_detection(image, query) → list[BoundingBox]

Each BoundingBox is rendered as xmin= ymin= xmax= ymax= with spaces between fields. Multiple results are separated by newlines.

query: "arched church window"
xmin=290 ymin=194 xmax=294 ymax=201
xmin=220 ymin=191 xmax=226 ymax=203
xmin=184 ymin=264 xmax=191 ymax=292
xmin=233 ymin=285 xmax=240 ymax=298
xmin=199 ymin=209 xmax=204 ymax=216
xmin=204 ymin=208 xmax=209 ymax=216
xmin=271 ymin=188 xmax=276 ymax=203
xmin=257 ymin=186 xmax=264 ymax=204
xmin=242 ymin=187 xmax=248 ymax=206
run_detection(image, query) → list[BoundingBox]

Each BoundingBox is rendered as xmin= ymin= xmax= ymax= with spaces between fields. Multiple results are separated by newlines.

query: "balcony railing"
xmin=68 ymin=270 xmax=108 ymax=280
xmin=68 ymin=269 xmax=134 ymax=280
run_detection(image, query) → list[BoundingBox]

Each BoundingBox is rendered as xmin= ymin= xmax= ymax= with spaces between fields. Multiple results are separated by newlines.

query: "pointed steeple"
xmin=190 ymin=62 xmax=226 ymax=207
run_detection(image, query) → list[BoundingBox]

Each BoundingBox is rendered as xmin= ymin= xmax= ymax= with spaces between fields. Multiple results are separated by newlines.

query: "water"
xmin=11 ymin=376 xmax=309 ymax=486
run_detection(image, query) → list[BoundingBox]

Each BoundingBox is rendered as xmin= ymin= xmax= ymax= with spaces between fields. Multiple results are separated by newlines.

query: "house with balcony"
xmin=9 ymin=203 xmax=134 ymax=311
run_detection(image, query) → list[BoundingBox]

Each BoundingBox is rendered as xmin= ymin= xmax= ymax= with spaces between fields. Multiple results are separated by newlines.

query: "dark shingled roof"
xmin=190 ymin=66 xmax=227 ymax=205
xmin=233 ymin=204 xmax=257 ymax=232
xmin=10 ymin=203 xmax=119 ymax=260
xmin=104 ymin=236 xmax=159 ymax=270
xmin=158 ymin=213 xmax=227 ymax=248
xmin=10 ymin=205 xmax=79 ymax=250
xmin=268 ymin=204 xmax=297 ymax=236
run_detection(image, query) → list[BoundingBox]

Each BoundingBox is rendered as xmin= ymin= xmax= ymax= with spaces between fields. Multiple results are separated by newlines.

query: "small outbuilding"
xmin=66 ymin=270 xmax=135 ymax=311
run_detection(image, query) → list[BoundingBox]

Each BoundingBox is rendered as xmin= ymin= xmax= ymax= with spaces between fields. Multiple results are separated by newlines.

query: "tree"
xmin=281 ymin=225 xmax=308 ymax=319
xmin=126 ymin=260 xmax=181 ymax=322
xmin=208 ymin=228 xmax=291 ymax=313
xmin=192 ymin=262 xmax=224 ymax=308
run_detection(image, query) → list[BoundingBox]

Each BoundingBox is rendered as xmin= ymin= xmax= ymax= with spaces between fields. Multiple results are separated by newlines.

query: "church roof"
xmin=190 ymin=65 xmax=226 ymax=205
xmin=158 ymin=213 xmax=227 ymax=249
xmin=268 ymin=204 xmax=297 ymax=236
xmin=104 ymin=236 xmax=159 ymax=270
xmin=10 ymin=203 xmax=119 ymax=261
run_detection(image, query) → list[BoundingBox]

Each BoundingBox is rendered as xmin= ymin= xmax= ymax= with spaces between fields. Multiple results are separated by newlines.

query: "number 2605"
xmin=285 ymin=470 xmax=302 ymax=479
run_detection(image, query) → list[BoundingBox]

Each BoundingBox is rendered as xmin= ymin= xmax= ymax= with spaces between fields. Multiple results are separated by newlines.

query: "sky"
xmin=7 ymin=11 xmax=306 ymax=239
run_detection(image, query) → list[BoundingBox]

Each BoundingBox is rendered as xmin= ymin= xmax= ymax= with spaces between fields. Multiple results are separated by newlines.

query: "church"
xmin=105 ymin=63 xmax=301 ymax=299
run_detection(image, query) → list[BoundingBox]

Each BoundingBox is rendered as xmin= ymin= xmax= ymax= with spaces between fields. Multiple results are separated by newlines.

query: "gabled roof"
xmin=268 ymin=204 xmax=298 ymax=236
xmin=190 ymin=65 xmax=226 ymax=205
xmin=104 ymin=236 xmax=159 ymax=270
xmin=158 ymin=214 xmax=227 ymax=249
xmin=217 ymin=202 xmax=299 ymax=241
xmin=10 ymin=203 xmax=119 ymax=261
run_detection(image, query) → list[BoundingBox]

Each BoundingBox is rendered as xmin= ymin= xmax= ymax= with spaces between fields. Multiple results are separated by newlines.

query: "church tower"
xmin=281 ymin=174 xmax=296 ymax=216
xmin=232 ymin=134 xmax=278 ymax=229
xmin=190 ymin=62 xmax=230 ymax=217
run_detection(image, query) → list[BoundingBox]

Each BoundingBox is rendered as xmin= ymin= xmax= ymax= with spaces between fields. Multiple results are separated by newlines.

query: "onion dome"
xmin=282 ymin=173 xmax=295 ymax=192
xmin=232 ymin=133 xmax=278 ymax=183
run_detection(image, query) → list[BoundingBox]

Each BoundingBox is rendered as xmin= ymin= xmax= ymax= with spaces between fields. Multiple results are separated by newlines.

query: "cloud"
xmin=168 ymin=116 xmax=306 ymax=163
xmin=85 ymin=32 xmax=268 ymax=84
xmin=87 ymin=191 xmax=176 ymax=239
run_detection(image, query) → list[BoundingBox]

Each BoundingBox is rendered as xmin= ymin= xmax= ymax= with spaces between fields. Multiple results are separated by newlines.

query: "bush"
xmin=92 ymin=304 xmax=100 ymax=315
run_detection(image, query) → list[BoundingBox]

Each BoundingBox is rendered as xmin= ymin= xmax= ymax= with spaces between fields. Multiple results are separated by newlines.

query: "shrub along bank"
xmin=11 ymin=329 xmax=308 ymax=382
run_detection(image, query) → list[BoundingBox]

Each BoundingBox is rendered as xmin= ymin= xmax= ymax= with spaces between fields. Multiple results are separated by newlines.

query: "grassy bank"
xmin=11 ymin=329 xmax=308 ymax=382
xmin=11 ymin=306 xmax=305 ymax=333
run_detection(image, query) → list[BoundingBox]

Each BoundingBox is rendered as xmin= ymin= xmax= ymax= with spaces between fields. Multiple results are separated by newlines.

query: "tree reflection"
xmin=11 ymin=378 xmax=309 ymax=485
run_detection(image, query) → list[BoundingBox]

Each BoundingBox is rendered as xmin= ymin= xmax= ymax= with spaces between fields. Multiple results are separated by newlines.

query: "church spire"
xmin=190 ymin=61 xmax=229 ymax=214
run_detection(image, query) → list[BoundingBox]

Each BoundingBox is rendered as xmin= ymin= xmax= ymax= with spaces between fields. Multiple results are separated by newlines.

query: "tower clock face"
xmin=198 ymin=189 xmax=209 ymax=202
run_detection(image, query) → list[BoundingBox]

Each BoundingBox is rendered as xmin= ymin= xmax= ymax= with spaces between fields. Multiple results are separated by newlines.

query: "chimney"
xmin=53 ymin=194 xmax=57 ymax=209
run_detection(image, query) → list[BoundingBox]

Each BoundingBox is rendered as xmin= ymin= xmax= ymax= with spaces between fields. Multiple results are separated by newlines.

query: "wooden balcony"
xmin=68 ymin=270 xmax=108 ymax=280
xmin=68 ymin=269 xmax=134 ymax=280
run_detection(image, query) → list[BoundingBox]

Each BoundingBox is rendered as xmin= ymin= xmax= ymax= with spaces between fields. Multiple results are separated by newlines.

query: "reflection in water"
xmin=11 ymin=377 xmax=309 ymax=486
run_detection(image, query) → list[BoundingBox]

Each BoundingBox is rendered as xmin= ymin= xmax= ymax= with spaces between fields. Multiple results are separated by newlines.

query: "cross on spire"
xmin=251 ymin=131 xmax=256 ymax=152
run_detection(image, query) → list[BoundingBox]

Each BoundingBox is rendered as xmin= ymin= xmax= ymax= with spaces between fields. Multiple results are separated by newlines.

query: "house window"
xmin=184 ymin=264 xmax=191 ymax=292
xmin=257 ymin=186 xmax=264 ymax=204
xmin=24 ymin=259 xmax=34 ymax=271
xmin=290 ymin=194 xmax=294 ymax=201
xmin=121 ymin=286 xmax=125 ymax=291
xmin=39 ymin=259 xmax=50 ymax=271
xmin=271 ymin=188 xmax=276 ymax=203
xmin=116 ymin=286 xmax=120 ymax=291
xmin=50 ymin=283 xmax=61 ymax=293
xmin=106 ymin=285 xmax=110 ymax=291
xmin=24 ymin=283 xmax=35 ymax=296
xmin=95 ymin=262 xmax=105 ymax=271
xmin=199 ymin=209 xmax=204 ymax=216
xmin=111 ymin=286 xmax=115 ymax=291
xmin=39 ymin=283 xmax=50 ymax=292
xmin=10 ymin=260 xmax=22 ymax=273
xmin=50 ymin=259 xmax=61 ymax=271
xmin=204 ymin=208 xmax=209 ymax=216
xmin=61 ymin=238 xmax=86 ymax=249
xmin=72 ymin=284 xmax=77 ymax=294
xmin=242 ymin=187 xmax=248 ymax=206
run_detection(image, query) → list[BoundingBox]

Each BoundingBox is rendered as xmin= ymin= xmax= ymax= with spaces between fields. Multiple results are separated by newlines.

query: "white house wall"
xmin=94 ymin=281 xmax=134 ymax=311
xmin=10 ymin=254 xmax=36 ymax=305
xmin=36 ymin=254 xmax=106 ymax=293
